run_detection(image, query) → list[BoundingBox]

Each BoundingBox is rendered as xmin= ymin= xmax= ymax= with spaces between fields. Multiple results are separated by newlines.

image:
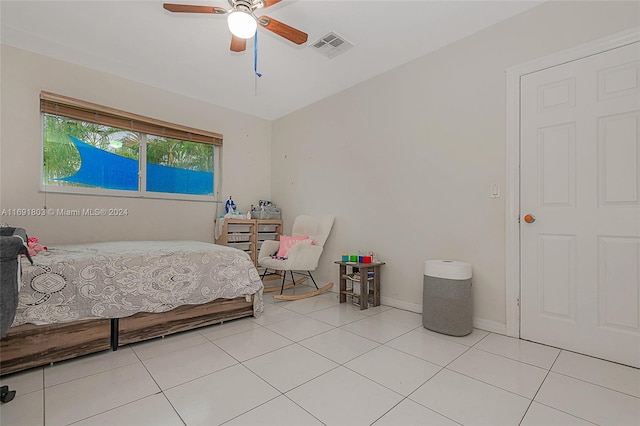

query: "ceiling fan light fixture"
xmin=227 ymin=10 xmax=257 ymax=39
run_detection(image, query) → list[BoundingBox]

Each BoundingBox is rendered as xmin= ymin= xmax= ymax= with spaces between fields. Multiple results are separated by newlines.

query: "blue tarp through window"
xmin=58 ymin=136 xmax=213 ymax=195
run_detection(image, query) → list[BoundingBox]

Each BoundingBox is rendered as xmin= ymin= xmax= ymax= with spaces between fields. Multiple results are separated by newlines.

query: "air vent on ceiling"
xmin=311 ymin=32 xmax=353 ymax=59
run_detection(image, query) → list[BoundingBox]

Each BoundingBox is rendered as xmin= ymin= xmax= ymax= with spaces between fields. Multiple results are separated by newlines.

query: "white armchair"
xmin=258 ymin=215 xmax=334 ymax=300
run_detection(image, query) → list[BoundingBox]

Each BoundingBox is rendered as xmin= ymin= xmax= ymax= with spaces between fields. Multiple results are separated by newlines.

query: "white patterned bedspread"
xmin=13 ymin=241 xmax=264 ymax=326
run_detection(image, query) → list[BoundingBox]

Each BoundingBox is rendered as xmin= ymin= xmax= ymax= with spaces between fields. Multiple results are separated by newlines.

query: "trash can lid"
xmin=424 ymin=260 xmax=472 ymax=280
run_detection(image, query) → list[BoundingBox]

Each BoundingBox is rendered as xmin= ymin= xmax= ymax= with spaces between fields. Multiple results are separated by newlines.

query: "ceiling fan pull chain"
xmin=254 ymin=30 xmax=262 ymax=79
xmin=254 ymin=30 xmax=262 ymax=96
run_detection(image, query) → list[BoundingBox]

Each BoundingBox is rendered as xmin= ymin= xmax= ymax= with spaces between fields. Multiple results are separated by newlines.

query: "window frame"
xmin=39 ymin=92 xmax=222 ymax=202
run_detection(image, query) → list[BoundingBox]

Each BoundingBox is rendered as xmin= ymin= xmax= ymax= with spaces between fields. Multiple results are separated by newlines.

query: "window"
xmin=146 ymin=135 xmax=214 ymax=196
xmin=41 ymin=92 xmax=221 ymax=200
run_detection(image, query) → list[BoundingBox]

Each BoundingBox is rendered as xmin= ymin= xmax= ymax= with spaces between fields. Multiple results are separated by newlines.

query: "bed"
xmin=0 ymin=240 xmax=264 ymax=375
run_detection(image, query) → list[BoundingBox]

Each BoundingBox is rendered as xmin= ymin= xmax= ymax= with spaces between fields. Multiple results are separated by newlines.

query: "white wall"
xmin=0 ymin=45 xmax=272 ymax=244
xmin=271 ymin=1 xmax=640 ymax=331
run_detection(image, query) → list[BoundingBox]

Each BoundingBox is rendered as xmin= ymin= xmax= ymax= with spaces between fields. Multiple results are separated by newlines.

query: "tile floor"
xmin=1 ymin=289 xmax=639 ymax=426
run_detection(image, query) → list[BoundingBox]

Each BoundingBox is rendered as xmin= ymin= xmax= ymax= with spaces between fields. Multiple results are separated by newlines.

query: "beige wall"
xmin=271 ymin=1 xmax=640 ymax=330
xmin=0 ymin=45 xmax=272 ymax=244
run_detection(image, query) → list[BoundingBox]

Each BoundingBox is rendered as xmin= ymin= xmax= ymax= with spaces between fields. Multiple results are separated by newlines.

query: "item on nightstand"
xmin=224 ymin=211 xmax=248 ymax=219
xmin=225 ymin=196 xmax=237 ymax=214
xmin=251 ymin=200 xmax=281 ymax=219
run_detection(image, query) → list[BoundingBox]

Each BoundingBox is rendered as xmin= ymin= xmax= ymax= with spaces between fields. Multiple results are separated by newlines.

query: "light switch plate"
xmin=490 ymin=184 xmax=501 ymax=198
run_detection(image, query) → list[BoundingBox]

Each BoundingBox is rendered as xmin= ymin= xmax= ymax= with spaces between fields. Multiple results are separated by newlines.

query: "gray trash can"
xmin=423 ymin=260 xmax=473 ymax=336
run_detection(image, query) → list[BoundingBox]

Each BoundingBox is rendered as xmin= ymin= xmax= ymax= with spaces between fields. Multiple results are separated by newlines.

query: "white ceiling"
xmin=1 ymin=0 xmax=543 ymax=120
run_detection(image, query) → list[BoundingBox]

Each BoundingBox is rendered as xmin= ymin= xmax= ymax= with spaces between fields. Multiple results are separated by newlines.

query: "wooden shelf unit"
xmin=216 ymin=218 xmax=282 ymax=266
xmin=336 ymin=261 xmax=384 ymax=310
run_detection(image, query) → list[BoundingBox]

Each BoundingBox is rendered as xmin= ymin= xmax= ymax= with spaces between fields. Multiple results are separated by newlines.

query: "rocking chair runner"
xmin=258 ymin=215 xmax=334 ymax=300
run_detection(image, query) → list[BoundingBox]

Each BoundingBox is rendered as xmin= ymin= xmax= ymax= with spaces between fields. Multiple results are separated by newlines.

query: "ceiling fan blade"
xmin=163 ymin=3 xmax=227 ymax=14
xmin=230 ymin=35 xmax=247 ymax=52
xmin=261 ymin=0 xmax=282 ymax=8
xmin=258 ymin=15 xmax=308 ymax=45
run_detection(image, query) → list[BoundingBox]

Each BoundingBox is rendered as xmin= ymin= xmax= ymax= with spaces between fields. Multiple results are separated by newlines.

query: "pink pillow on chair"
xmin=276 ymin=234 xmax=310 ymax=258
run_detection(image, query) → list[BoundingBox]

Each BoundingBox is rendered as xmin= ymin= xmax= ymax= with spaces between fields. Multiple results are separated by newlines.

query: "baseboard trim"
xmin=473 ymin=318 xmax=507 ymax=335
xmin=380 ymin=296 xmax=508 ymax=335
xmin=380 ymin=296 xmax=422 ymax=313
xmin=328 ymin=291 xmax=423 ymax=313
xmin=333 ymin=291 xmax=509 ymax=335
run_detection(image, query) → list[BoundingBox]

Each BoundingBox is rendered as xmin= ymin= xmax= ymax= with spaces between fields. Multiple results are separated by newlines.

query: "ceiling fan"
xmin=163 ymin=0 xmax=308 ymax=52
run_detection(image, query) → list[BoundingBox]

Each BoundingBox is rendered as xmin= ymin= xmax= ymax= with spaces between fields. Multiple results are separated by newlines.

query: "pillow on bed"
xmin=276 ymin=234 xmax=311 ymax=258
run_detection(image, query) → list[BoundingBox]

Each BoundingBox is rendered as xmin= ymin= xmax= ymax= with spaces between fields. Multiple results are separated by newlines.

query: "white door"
xmin=520 ymin=42 xmax=640 ymax=367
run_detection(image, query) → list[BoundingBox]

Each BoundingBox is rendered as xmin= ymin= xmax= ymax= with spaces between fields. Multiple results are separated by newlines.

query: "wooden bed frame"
xmin=0 ymin=296 xmax=254 ymax=376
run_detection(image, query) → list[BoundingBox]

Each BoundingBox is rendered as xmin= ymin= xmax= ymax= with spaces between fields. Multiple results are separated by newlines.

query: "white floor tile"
xmin=535 ymin=372 xmax=640 ymax=426
xmin=376 ymin=308 xmax=423 ymax=328
xmin=409 ymin=369 xmax=530 ymax=426
xmin=265 ymin=283 xmax=320 ymax=301
xmin=261 ymin=291 xmax=280 ymax=304
xmin=418 ymin=327 xmax=490 ymax=347
xmin=44 ymin=363 xmax=159 ymax=426
xmin=265 ymin=316 xmax=334 ymax=341
xmin=280 ymin=292 xmax=340 ymax=314
xmin=261 ymin=293 xmax=280 ymax=304
xmin=214 ymin=327 xmax=293 ymax=362
xmin=286 ymin=366 xmax=403 ymax=426
xmin=340 ymin=315 xmax=419 ymax=343
xmin=263 ymin=285 xmax=332 ymax=309
xmin=299 ymin=328 xmax=380 ymax=364
xmin=260 ymin=274 xmax=286 ymax=294
xmin=447 ymin=348 xmax=548 ymax=398
xmin=7 ymin=301 xmax=636 ymax=426
xmin=307 ymin=303 xmax=369 ymax=327
xmin=357 ymin=304 xmax=393 ymax=316
xmin=520 ymin=402 xmax=596 ymax=426
xmin=373 ymin=399 xmax=460 ymax=426
xmin=198 ymin=317 xmax=262 ymax=341
xmin=165 ymin=364 xmax=279 ymax=426
xmin=143 ymin=342 xmax=238 ymax=390
xmin=130 ymin=329 xmax=209 ymax=360
xmin=250 ymin=305 xmax=305 ymax=326
xmin=244 ymin=344 xmax=338 ymax=392
xmin=225 ymin=395 xmax=324 ymax=425
xmin=0 ymin=367 xmax=43 ymax=396
xmin=44 ymin=347 xmax=139 ymax=387
xmin=386 ymin=329 xmax=469 ymax=366
xmin=0 ymin=389 xmax=43 ymax=426
xmin=345 ymin=346 xmax=441 ymax=396
xmin=552 ymin=350 xmax=640 ymax=397
xmin=474 ymin=333 xmax=560 ymax=369
xmin=72 ymin=393 xmax=184 ymax=426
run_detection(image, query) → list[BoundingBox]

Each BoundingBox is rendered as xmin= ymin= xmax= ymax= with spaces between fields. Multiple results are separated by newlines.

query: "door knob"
xmin=524 ymin=214 xmax=536 ymax=223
